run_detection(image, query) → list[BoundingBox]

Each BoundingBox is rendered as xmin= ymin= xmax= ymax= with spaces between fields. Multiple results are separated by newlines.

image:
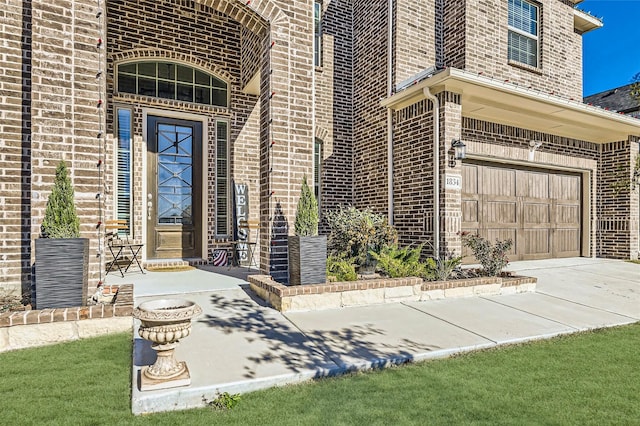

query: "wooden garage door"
xmin=462 ymin=161 xmax=581 ymax=261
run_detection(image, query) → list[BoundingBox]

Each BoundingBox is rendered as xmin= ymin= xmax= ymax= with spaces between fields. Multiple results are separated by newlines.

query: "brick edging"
xmin=248 ymin=275 xmax=423 ymax=297
xmin=0 ymin=284 xmax=134 ymax=328
xmin=249 ymin=274 xmax=537 ymax=312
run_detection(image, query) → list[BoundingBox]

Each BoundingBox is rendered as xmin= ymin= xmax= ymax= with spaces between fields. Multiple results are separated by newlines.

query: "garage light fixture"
xmin=529 ymin=140 xmax=543 ymax=161
xmin=450 ymin=139 xmax=466 ymax=166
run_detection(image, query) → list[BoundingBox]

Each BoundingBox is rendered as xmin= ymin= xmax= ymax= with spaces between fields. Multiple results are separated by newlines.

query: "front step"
xmin=142 ymin=258 xmax=209 ymax=269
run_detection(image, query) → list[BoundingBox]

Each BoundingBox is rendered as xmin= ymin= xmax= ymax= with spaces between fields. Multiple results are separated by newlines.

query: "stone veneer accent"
xmin=0 ymin=284 xmax=134 ymax=353
xmin=249 ymin=274 xmax=536 ymax=312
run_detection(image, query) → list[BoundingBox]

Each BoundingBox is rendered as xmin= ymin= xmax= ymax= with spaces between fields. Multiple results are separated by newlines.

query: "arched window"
xmin=117 ymin=62 xmax=228 ymax=107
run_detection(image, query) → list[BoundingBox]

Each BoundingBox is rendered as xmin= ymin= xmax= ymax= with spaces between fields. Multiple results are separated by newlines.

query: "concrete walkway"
xmin=128 ymin=258 xmax=639 ymax=414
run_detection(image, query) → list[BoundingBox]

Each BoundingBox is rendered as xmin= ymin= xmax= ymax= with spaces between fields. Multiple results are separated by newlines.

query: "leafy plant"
xmin=205 ymin=392 xmax=241 ymax=411
xmin=294 ymin=176 xmax=319 ymax=237
xmin=461 ymin=232 xmax=512 ymax=277
xmin=325 ymin=206 xmax=397 ymax=268
xmin=326 ymin=255 xmax=357 ymax=281
xmin=370 ymin=244 xmax=428 ymax=279
xmin=41 ymin=160 xmax=80 ymax=238
xmin=427 ymin=252 xmax=463 ymax=281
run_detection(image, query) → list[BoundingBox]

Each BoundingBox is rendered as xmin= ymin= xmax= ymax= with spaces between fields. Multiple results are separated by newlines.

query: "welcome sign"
xmin=234 ymin=182 xmax=249 ymax=265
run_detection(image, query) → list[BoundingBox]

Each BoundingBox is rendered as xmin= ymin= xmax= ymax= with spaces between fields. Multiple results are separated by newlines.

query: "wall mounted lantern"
xmin=450 ymin=139 xmax=466 ymax=166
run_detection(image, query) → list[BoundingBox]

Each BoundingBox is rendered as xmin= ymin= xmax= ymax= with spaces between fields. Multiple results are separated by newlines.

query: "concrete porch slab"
xmin=107 ymin=267 xmax=251 ymax=298
xmin=284 ymin=303 xmax=494 ymax=369
xmin=406 ymin=297 xmax=576 ymax=344
xmin=131 ymin=288 xmax=338 ymax=414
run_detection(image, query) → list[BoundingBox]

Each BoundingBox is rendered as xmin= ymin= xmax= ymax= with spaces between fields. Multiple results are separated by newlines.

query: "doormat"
xmin=145 ymin=265 xmax=196 ymax=273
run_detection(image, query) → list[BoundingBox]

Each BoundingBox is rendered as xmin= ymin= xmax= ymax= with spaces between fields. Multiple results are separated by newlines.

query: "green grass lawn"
xmin=2 ymin=324 xmax=640 ymax=425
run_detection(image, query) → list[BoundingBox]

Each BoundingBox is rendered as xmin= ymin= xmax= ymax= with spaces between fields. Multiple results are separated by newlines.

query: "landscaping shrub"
xmin=371 ymin=245 xmax=462 ymax=281
xmin=370 ymin=244 xmax=428 ymax=279
xmin=461 ymin=232 xmax=512 ymax=276
xmin=326 ymin=256 xmax=357 ymax=282
xmin=427 ymin=252 xmax=463 ymax=281
xmin=325 ymin=206 xmax=397 ymax=269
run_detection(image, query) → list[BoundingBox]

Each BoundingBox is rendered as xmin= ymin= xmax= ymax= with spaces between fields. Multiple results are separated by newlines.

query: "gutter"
xmin=423 ymin=87 xmax=440 ymax=257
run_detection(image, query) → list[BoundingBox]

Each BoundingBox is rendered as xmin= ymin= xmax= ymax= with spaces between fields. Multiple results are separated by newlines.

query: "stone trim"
xmin=248 ymin=275 xmax=537 ymax=312
xmin=0 ymin=284 xmax=133 ymax=329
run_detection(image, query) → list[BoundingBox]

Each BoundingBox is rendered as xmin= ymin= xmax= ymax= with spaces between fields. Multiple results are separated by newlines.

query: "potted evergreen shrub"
xmin=35 ymin=160 xmax=89 ymax=309
xmin=288 ymin=176 xmax=327 ymax=285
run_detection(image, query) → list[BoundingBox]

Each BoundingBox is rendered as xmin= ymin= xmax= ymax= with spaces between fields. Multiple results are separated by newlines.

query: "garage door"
xmin=461 ymin=161 xmax=582 ymax=261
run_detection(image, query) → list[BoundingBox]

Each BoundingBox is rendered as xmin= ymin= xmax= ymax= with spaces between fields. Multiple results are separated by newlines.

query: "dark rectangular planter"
xmin=288 ymin=235 xmax=327 ymax=285
xmin=35 ymin=238 xmax=89 ymax=309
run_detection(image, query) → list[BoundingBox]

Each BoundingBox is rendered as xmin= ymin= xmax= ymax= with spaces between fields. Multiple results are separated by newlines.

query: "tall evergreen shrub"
xmin=294 ymin=176 xmax=319 ymax=237
xmin=41 ymin=160 xmax=80 ymax=238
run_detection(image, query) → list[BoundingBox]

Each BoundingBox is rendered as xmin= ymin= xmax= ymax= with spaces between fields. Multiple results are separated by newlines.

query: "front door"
xmin=147 ymin=116 xmax=202 ymax=259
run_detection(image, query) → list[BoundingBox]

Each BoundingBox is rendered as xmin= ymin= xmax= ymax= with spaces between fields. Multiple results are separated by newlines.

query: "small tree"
xmin=294 ymin=176 xmax=318 ymax=237
xmin=41 ymin=160 xmax=80 ymax=238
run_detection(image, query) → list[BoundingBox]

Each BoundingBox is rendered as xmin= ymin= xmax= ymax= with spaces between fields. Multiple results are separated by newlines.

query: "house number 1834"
xmin=445 ymin=175 xmax=462 ymax=190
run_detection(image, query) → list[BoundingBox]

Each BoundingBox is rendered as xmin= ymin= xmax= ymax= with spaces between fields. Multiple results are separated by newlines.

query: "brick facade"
xmin=1 ymin=0 xmax=638 ymax=295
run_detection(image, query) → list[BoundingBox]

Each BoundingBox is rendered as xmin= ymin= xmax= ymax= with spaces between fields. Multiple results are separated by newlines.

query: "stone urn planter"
xmin=133 ymin=298 xmax=202 ymax=391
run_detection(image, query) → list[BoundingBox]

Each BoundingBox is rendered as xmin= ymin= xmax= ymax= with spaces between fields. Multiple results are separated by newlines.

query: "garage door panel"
xmin=554 ymin=229 xmax=581 ymax=256
xmin=521 ymin=229 xmax=551 ymax=256
xmin=463 ymin=164 xmax=479 ymax=194
xmin=462 ymin=200 xmax=478 ymax=223
xmin=523 ymin=203 xmax=550 ymax=225
xmin=556 ymin=204 xmax=580 ymax=224
xmin=551 ymin=174 xmax=580 ymax=201
xmin=518 ymin=170 xmax=550 ymax=199
xmin=483 ymin=167 xmax=515 ymax=196
xmin=486 ymin=201 xmax=517 ymax=224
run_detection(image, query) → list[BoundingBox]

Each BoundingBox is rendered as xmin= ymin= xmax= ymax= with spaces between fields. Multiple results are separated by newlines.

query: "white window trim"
xmin=113 ymin=105 xmax=133 ymax=237
xmin=215 ymin=119 xmax=230 ymax=238
xmin=507 ymin=0 xmax=540 ymax=68
xmin=314 ymin=2 xmax=323 ymax=67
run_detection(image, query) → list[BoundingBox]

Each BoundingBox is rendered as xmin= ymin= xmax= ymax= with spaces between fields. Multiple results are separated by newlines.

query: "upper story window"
xmin=117 ymin=62 xmax=228 ymax=107
xmin=508 ymin=0 xmax=539 ymax=68
xmin=314 ymin=2 xmax=322 ymax=67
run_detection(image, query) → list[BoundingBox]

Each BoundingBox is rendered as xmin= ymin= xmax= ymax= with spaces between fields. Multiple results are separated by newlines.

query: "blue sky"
xmin=581 ymin=0 xmax=640 ymax=96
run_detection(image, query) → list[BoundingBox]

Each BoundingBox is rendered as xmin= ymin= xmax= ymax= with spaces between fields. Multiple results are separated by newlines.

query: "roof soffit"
xmin=381 ymin=68 xmax=640 ymax=144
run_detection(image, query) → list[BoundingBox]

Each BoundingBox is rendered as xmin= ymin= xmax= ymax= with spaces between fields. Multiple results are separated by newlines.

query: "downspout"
xmin=387 ymin=0 xmax=394 ymax=224
xmin=424 ymin=87 xmax=440 ymax=257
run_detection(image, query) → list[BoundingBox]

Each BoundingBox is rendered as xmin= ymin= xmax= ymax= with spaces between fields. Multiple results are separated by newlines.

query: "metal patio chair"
xmin=105 ymin=220 xmax=145 ymax=277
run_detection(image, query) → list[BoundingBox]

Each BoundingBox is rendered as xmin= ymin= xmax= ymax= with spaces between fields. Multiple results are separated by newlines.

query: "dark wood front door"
xmin=147 ymin=116 xmax=202 ymax=259
xmin=462 ymin=161 xmax=582 ymax=261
